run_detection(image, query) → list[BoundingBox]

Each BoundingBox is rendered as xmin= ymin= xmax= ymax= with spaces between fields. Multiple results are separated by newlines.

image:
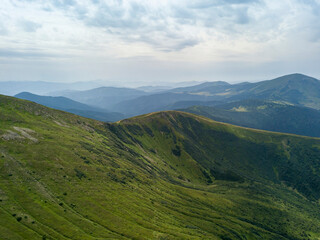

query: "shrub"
xmin=74 ymin=168 xmax=86 ymax=179
xmin=172 ymin=145 xmax=181 ymax=156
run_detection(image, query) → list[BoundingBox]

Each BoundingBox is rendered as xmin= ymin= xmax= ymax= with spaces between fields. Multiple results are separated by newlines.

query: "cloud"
xmin=85 ymin=3 xmax=144 ymax=29
xmin=187 ymin=0 xmax=261 ymax=9
xmin=8 ymin=0 xmax=317 ymax=52
xmin=0 ymin=23 xmax=8 ymax=35
xmin=73 ymin=1 xmax=199 ymax=51
xmin=0 ymin=48 xmax=67 ymax=59
xmin=52 ymin=0 xmax=268 ymax=51
xmin=1 ymin=0 xmax=320 ymax=83
xmin=18 ymin=19 xmax=42 ymax=32
xmin=49 ymin=0 xmax=76 ymax=9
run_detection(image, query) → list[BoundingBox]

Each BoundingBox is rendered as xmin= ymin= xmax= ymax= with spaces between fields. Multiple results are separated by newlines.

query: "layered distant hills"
xmin=51 ymin=73 xmax=320 ymax=116
xmin=0 ymin=80 xmax=103 ymax=96
xmin=110 ymin=73 xmax=320 ymax=115
xmin=1 ymin=94 xmax=320 ymax=239
xmin=8 ymin=73 xmax=320 ymax=138
xmin=56 ymin=87 xmax=148 ymax=110
xmin=14 ymin=92 xmax=124 ymax=122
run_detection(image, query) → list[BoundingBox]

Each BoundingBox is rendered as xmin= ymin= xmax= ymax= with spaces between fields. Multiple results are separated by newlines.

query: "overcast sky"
xmin=1 ymin=0 xmax=320 ymax=85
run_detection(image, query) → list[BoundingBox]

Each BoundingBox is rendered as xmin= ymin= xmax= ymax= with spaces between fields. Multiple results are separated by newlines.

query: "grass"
xmin=0 ymin=95 xmax=320 ymax=239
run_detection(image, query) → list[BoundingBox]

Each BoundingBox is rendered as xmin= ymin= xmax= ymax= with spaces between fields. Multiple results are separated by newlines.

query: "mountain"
xmin=1 ymin=94 xmax=320 ymax=239
xmin=230 ymin=74 xmax=320 ymax=109
xmin=0 ymin=81 xmax=103 ymax=96
xmin=168 ymin=81 xmax=230 ymax=93
xmin=165 ymin=100 xmax=223 ymax=109
xmin=58 ymin=87 xmax=148 ymax=110
xmin=136 ymin=85 xmax=172 ymax=92
xmin=114 ymin=92 xmax=214 ymax=116
xmin=182 ymin=99 xmax=320 ymax=137
xmin=15 ymin=92 xmax=124 ymax=122
xmin=114 ymin=74 xmax=320 ymax=116
xmin=114 ymin=81 xmax=231 ymax=116
xmin=168 ymin=74 xmax=320 ymax=109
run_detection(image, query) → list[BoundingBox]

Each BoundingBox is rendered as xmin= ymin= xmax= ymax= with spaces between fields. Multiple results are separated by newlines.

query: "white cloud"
xmin=0 ymin=0 xmax=320 ymax=83
xmin=18 ymin=19 xmax=42 ymax=32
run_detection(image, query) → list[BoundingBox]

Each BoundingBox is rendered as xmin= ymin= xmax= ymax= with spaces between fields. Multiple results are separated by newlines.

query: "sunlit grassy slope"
xmin=1 ymin=95 xmax=320 ymax=240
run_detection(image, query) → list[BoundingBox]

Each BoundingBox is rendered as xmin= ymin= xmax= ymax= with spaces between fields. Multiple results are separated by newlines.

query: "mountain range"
xmin=11 ymin=73 xmax=320 ymax=138
xmin=109 ymin=73 xmax=320 ymax=116
xmin=56 ymin=87 xmax=148 ymax=110
xmin=182 ymin=99 xmax=320 ymax=137
xmin=0 ymin=81 xmax=104 ymax=96
xmin=14 ymin=92 xmax=124 ymax=122
xmin=1 ymin=94 xmax=320 ymax=239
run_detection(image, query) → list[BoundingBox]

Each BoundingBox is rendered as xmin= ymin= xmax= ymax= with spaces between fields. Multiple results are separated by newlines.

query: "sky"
xmin=1 ymin=0 xmax=320 ymax=85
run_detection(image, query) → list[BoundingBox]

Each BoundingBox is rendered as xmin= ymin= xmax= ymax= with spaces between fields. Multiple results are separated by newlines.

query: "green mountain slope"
xmin=1 ymin=95 xmax=320 ymax=240
xmin=182 ymin=99 xmax=320 ymax=137
xmin=15 ymin=92 xmax=124 ymax=122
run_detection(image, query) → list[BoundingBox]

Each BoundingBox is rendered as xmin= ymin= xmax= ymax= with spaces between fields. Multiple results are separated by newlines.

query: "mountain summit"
xmin=244 ymin=73 xmax=320 ymax=108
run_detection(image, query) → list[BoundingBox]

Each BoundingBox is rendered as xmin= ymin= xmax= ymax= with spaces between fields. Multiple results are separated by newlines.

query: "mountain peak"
xmin=15 ymin=91 xmax=35 ymax=97
xmin=273 ymin=73 xmax=319 ymax=83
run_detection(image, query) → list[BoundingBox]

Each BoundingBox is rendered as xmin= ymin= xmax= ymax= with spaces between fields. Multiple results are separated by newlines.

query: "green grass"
xmin=1 ymin=95 xmax=320 ymax=239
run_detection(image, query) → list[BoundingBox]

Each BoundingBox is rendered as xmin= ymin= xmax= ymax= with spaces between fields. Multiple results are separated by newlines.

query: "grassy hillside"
xmin=1 ymin=95 xmax=320 ymax=239
xmin=182 ymin=99 xmax=320 ymax=137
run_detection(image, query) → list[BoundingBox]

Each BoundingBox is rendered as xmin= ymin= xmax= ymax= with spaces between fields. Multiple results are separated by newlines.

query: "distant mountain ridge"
xmin=228 ymin=73 xmax=320 ymax=109
xmin=182 ymin=99 xmax=320 ymax=137
xmin=15 ymin=92 xmax=123 ymax=122
xmin=58 ymin=86 xmax=148 ymax=109
xmin=109 ymin=73 xmax=320 ymax=116
xmin=169 ymin=81 xmax=231 ymax=93
xmin=6 ymin=73 xmax=320 ymax=123
xmin=0 ymin=80 xmax=103 ymax=96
